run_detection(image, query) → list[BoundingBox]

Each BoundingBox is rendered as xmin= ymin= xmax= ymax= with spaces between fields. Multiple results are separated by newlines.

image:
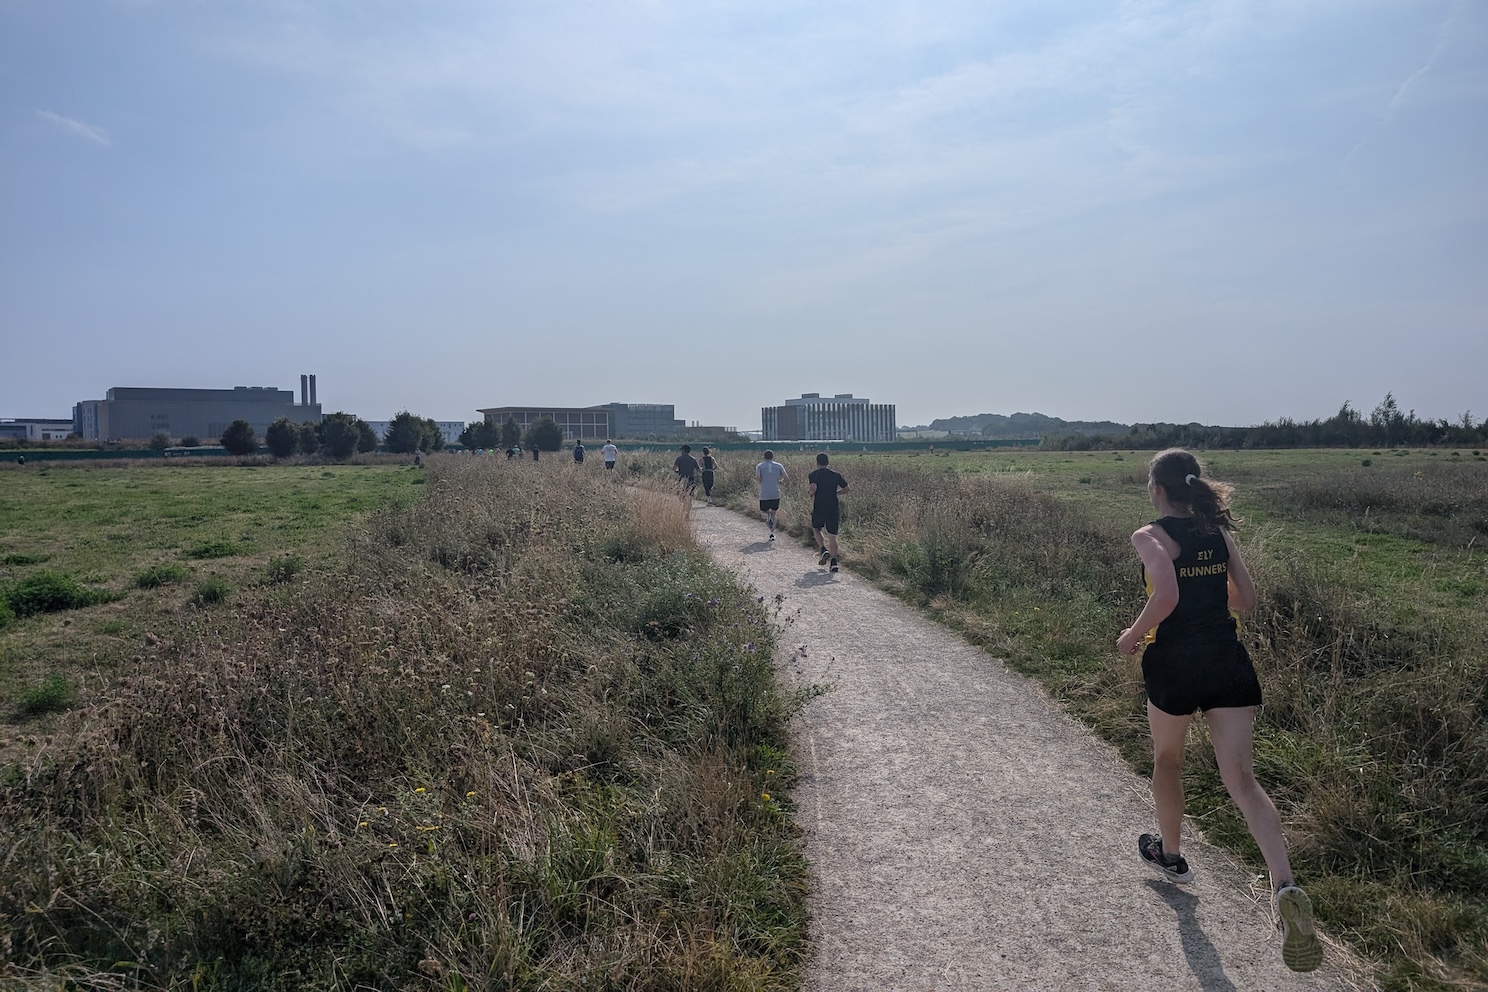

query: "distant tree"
xmin=319 ymin=412 xmax=361 ymax=460
xmin=459 ymin=420 xmax=500 ymax=449
xmin=384 ymin=411 xmax=428 ymax=454
xmin=297 ymin=421 xmax=321 ymax=455
xmin=500 ymin=418 xmax=522 ymax=449
xmin=524 ymin=416 xmax=564 ymax=453
xmin=265 ymin=417 xmax=299 ymax=458
xmin=220 ymin=420 xmax=257 ymax=456
xmin=179 ymin=435 xmax=201 ymax=448
xmin=421 ymin=417 xmax=447 ymax=452
xmin=149 ymin=432 xmax=172 ymax=451
xmin=356 ymin=419 xmax=379 ymax=453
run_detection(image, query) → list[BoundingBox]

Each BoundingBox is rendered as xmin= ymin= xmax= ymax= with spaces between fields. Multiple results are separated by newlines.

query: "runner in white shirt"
xmin=601 ymin=440 xmax=619 ymax=473
xmin=754 ymin=450 xmax=788 ymax=541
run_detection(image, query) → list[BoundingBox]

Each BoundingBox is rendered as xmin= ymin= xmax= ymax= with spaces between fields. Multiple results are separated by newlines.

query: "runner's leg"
xmin=1147 ymin=702 xmax=1192 ymax=857
xmin=1204 ymin=706 xmax=1294 ymax=889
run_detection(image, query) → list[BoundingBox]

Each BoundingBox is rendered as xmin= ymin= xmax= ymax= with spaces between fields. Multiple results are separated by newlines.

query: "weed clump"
xmin=264 ymin=554 xmax=304 ymax=584
xmin=5 ymin=571 xmax=111 ymax=616
xmin=135 ymin=562 xmax=190 ymax=588
xmin=183 ymin=538 xmax=246 ymax=559
xmin=18 ymin=673 xmax=76 ymax=715
xmin=191 ymin=576 xmax=233 ymax=605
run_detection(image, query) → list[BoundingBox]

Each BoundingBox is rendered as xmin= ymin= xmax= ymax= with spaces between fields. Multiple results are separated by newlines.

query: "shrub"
xmin=136 ymin=563 xmax=190 ymax=588
xmin=0 ymin=597 xmax=13 ymax=630
xmin=265 ymin=554 xmax=304 ymax=584
xmin=2 ymin=552 xmax=51 ymax=565
xmin=319 ymin=412 xmax=361 ymax=460
xmin=191 ymin=577 xmax=232 ymax=605
xmin=18 ymin=674 xmax=76 ymax=715
xmin=6 ymin=571 xmax=108 ymax=616
xmin=180 ymin=435 xmax=201 ymax=448
xmin=149 ymin=432 xmax=172 ymax=451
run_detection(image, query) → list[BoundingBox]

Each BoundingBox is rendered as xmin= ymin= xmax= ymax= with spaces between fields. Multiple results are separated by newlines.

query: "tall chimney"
xmin=300 ymin=374 xmax=308 ymax=406
xmin=309 ymin=374 xmax=317 ymax=406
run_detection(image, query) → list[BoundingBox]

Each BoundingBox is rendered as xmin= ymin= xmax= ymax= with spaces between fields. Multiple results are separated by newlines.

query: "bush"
xmin=180 ymin=435 xmax=201 ymax=448
xmin=6 ymin=571 xmax=108 ymax=616
xmin=297 ymin=421 xmax=320 ymax=456
xmin=191 ymin=577 xmax=232 ymax=606
xmin=149 ymin=432 xmax=172 ymax=451
xmin=0 ymin=597 xmax=13 ymax=630
xmin=220 ymin=420 xmax=257 ymax=456
xmin=265 ymin=554 xmax=304 ymax=585
xmin=319 ymin=413 xmax=361 ymax=460
xmin=136 ymin=563 xmax=190 ymax=588
xmin=18 ymin=674 xmax=76 ymax=715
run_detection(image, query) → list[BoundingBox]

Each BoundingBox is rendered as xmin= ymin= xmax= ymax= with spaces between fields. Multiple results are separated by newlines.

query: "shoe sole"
xmin=1276 ymin=888 xmax=1323 ymax=972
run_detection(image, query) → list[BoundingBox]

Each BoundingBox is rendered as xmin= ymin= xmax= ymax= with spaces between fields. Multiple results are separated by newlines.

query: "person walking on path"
xmin=673 ymin=444 xmax=699 ymax=496
xmin=1117 ymin=447 xmax=1322 ymax=974
xmin=754 ymin=449 xmax=787 ymax=541
xmin=807 ymin=452 xmax=849 ymax=571
xmin=573 ymin=440 xmax=585 ymax=464
xmin=601 ymin=440 xmax=618 ymax=473
xmin=699 ymin=447 xmax=719 ymax=505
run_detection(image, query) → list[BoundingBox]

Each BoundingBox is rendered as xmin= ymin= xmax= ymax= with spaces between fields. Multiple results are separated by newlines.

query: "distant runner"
xmin=807 ymin=452 xmax=849 ymax=572
xmin=573 ymin=440 xmax=585 ymax=464
xmin=601 ymin=440 xmax=618 ymax=473
xmin=673 ymin=444 xmax=699 ymax=496
xmin=1116 ymin=448 xmax=1321 ymax=974
xmin=699 ymin=447 xmax=719 ymax=505
xmin=754 ymin=450 xmax=787 ymax=541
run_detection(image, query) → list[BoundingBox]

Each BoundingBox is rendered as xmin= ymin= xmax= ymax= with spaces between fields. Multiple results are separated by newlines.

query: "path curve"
xmin=691 ymin=503 xmax=1368 ymax=992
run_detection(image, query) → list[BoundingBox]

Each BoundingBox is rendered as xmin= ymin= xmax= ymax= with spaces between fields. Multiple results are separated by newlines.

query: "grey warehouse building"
xmin=762 ymin=393 xmax=897 ymax=443
xmin=477 ymin=402 xmax=685 ymax=441
xmin=74 ymin=376 xmax=324 ymax=441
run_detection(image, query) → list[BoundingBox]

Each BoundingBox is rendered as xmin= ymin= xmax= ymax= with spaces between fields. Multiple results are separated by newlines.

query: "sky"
xmin=2 ymin=0 xmax=1484 ymax=432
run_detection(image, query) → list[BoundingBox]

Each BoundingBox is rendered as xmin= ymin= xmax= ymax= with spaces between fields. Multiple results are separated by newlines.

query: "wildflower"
xmin=414 ymin=787 xmax=426 ymax=793
xmin=358 ymin=821 xmax=369 ymax=828
xmin=761 ymin=792 xmax=771 ymax=801
xmin=466 ymin=791 xmax=477 ymax=798
xmin=388 ymin=842 xmax=398 ymax=848
xmin=765 ymin=769 xmax=775 ymax=777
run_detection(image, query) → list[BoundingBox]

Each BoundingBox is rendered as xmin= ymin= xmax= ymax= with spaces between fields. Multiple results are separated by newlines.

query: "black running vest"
xmin=1144 ymin=516 xmax=1236 ymax=643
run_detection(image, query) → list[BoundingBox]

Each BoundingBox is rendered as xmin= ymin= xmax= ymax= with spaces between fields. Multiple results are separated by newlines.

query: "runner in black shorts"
xmin=673 ymin=444 xmax=698 ymax=496
xmin=1117 ymin=448 xmax=1321 ymax=972
xmin=699 ymin=447 xmax=719 ymax=505
xmin=807 ymin=452 xmax=848 ymax=572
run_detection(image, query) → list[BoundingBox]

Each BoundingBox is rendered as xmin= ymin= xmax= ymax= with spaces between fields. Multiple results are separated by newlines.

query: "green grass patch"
xmin=182 ymin=538 xmax=247 ymax=559
xmin=17 ymin=673 xmax=76 ymax=715
xmin=5 ymin=571 xmax=112 ymax=616
xmin=135 ymin=562 xmax=190 ymax=588
xmin=190 ymin=576 xmax=233 ymax=606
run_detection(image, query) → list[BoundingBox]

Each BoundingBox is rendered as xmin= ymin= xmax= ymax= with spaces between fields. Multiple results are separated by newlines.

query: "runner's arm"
xmin=1222 ymin=530 xmax=1257 ymax=613
xmin=1117 ymin=526 xmax=1178 ymax=655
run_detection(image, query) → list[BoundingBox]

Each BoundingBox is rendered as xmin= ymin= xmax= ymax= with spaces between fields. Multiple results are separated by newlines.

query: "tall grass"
xmin=740 ymin=453 xmax=1486 ymax=991
xmin=0 ymin=458 xmax=807 ymax=990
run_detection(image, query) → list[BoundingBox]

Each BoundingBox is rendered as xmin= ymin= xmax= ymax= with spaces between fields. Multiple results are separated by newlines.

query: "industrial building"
xmin=477 ymin=402 xmax=687 ymax=441
xmin=73 ymin=374 xmax=324 ymax=442
xmin=0 ymin=418 xmax=75 ymax=441
xmin=761 ymin=393 xmax=897 ymax=443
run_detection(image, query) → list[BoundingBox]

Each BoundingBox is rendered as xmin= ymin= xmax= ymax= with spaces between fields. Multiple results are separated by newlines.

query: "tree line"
xmin=214 ymin=412 xmax=571 ymax=459
xmin=1042 ymin=394 xmax=1486 ymax=451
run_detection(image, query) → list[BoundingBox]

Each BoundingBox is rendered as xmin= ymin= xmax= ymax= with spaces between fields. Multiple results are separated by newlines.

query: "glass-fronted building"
xmin=761 ymin=393 xmax=897 ymax=442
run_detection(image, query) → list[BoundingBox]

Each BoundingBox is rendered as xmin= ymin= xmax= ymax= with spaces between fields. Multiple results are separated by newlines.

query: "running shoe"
xmin=829 ymin=558 xmax=839 ymax=573
xmin=1274 ymin=885 xmax=1322 ymax=972
xmin=768 ymin=532 xmax=775 ymax=542
xmin=1137 ymin=833 xmax=1193 ymax=883
xmin=818 ymin=548 xmax=830 ymax=566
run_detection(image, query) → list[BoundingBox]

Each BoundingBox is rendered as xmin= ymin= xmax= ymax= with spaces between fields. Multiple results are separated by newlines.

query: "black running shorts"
xmin=811 ymin=508 xmax=840 ymax=535
xmin=1141 ymin=636 xmax=1263 ymax=716
xmin=759 ymin=498 xmax=780 ymax=512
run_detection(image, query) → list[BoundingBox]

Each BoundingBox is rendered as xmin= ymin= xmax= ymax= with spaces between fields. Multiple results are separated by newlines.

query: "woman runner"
xmin=700 ymin=447 xmax=719 ymax=505
xmin=1117 ymin=448 xmax=1322 ymax=973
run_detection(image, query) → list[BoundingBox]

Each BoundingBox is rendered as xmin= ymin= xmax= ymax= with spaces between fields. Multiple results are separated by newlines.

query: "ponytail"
xmin=1149 ymin=448 xmax=1238 ymax=533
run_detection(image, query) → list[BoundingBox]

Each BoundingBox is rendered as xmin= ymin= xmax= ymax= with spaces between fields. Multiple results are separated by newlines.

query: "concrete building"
xmin=0 ymin=418 xmax=75 ymax=441
xmin=477 ymin=402 xmax=686 ymax=441
xmin=73 ymin=375 xmax=323 ymax=442
xmin=761 ymin=393 xmax=897 ymax=443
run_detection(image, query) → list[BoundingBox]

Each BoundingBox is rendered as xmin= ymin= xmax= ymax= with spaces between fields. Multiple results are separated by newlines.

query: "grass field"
xmin=662 ymin=444 xmax=1487 ymax=992
xmin=0 ymin=457 xmax=809 ymax=990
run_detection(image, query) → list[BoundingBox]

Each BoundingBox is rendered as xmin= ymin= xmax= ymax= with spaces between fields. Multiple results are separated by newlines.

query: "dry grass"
xmin=0 ymin=456 xmax=807 ymax=990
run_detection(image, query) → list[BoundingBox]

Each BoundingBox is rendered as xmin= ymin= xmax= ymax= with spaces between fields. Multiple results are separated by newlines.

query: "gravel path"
xmin=691 ymin=503 xmax=1368 ymax=992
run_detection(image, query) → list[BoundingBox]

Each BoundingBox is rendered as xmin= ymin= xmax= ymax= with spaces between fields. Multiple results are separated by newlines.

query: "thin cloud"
xmin=36 ymin=110 xmax=111 ymax=146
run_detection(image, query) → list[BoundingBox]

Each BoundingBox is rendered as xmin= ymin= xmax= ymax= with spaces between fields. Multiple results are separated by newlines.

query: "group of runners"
xmin=671 ymin=446 xmax=849 ymax=572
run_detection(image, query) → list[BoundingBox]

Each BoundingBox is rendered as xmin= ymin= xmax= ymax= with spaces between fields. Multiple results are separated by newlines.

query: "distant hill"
xmin=919 ymin=412 xmax=1130 ymax=439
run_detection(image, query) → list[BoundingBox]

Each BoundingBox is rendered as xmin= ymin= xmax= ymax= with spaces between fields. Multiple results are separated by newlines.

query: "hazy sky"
xmin=3 ymin=0 xmax=1484 ymax=431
